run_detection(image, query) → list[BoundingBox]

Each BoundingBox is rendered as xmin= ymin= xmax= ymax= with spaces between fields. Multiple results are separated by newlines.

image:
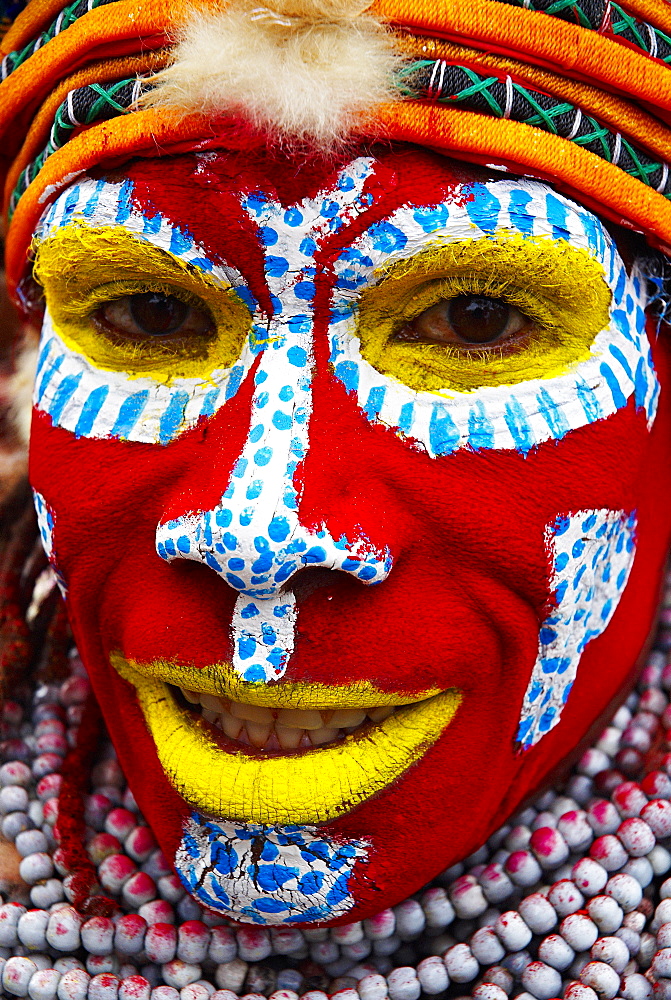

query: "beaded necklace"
xmin=4 ymin=576 xmax=671 ymax=1000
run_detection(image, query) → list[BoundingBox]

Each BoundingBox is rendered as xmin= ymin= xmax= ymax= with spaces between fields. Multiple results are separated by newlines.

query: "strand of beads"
xmin=4 ymin=577 xmax=671 ymax=1000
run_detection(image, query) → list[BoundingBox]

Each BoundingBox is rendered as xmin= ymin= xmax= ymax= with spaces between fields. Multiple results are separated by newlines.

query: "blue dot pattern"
xmin=516 ymin=508 xmax=637 ymax=749
xmin=154 ymin=161 xmax=392 ymax=683
xmin=328 ymin=178 xmax=658 ymax=456
xmin=32 ymin=489 xmax=67 ymax=596
xmin=174 ymin=812 xmax=367 ymax=924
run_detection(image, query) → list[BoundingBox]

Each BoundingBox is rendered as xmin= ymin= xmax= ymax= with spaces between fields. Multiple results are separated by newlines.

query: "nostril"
xmin=285 ymin=567 xmax=355 ymax=604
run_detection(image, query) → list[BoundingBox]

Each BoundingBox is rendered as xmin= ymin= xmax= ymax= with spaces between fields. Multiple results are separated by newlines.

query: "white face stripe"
xmin=32 ymin=159 xmax=656 ymax=741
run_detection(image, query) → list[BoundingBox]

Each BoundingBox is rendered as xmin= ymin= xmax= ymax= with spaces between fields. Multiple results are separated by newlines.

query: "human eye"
xmin=395 ymin=294 xmax=532 ymax=353
xmin=354 ymin=234 xmax=612 ymax=396
xmin=33 ymin=225 xmax=252 ymax=383
xmin=94 ymin=290 xmax=214 ymax=347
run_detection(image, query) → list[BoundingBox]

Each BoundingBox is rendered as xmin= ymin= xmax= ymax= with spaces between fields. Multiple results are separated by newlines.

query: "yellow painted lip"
xmin=112 ymin=654 xmax=462 ymax=825
xmin=110 ymin=653 xmax=443 ymax=709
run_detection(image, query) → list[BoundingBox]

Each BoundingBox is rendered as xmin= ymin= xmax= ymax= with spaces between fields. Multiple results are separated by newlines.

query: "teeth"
xmin=179 ymin=687 xmax=406 ymax=751
xmin=229 ymin=701 xmax=274 ymax=724
xmin=277 ymin=708 xmax=324 ymax=730
xmin=309 ymin=727 xmax=340 ymax=747
xmin=330 ymin=709 xmax=367 ymax=728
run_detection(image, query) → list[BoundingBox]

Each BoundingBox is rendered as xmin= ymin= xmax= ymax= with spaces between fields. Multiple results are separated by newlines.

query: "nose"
xmin=156 ymin=320 xmax=392 ymax=684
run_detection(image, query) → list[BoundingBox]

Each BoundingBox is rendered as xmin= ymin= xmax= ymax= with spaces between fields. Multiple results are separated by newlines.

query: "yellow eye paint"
xmin=112 ymin=654 xmax=461 ymax=825
xmin=355 ymin=234 xmax=612 ymax=395
xmin=33 ymin=225 xmax=252 ymax=386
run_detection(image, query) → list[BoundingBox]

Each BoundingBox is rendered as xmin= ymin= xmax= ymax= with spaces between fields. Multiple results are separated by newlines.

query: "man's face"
xmin=28 ymin=146 xmax=671 ymax=924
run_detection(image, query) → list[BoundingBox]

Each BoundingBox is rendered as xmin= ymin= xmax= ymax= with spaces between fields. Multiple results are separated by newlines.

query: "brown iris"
xmin=396 ymin=294 xmax=530 ymax=350
xmin=96 ymin=291 xmax=213 ymax=341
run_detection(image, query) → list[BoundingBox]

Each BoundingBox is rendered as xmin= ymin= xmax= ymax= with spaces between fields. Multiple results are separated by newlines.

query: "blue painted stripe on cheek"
xmin=398 ymin=402 xmax=414 ymax=435
xmin=364 ymin=385 xmax=386 ymax=420
xmin=467 ymin=400 xmax=495 ymax=450
xmin=159 ymin=390 xmax=191 ymax=444
xmin=37 ymin=353 xmax=64 ymax=402
xmin=75 ymin=385 xmax=109 ymax=437
xmin=576 ymin=379 xmax=602 ymax=423
xmin=429 ymin=404 xmax=460 ymax=455
xmin=599 ymin=361 xmax=627 ymax=409
xmin=465 ymin=185 xmax=501 ymax=234
xmin=537 ymin=386 xmax=569 ymax=439
xmin=504 ymin=397 xmax=535 ymax=453
xmin=111 ymin=389 xmax=150 ymax=439
xmin=48 ymin=372 xmax=82 ymax=424
xmin=115 ymin=179 xmax=134 ymax=224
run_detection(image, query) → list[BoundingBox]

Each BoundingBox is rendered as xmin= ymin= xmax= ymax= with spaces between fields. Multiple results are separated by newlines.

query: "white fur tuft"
xmin=140 ymin=0 xmax=403 ymax=148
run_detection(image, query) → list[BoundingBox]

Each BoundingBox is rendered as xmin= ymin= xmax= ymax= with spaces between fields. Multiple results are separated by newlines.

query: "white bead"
xmin=15 ymin=832 xmax=48 ymax=859
xmin=442 ymin=944 xmax=478 ymax=983
xmin=416 ymin=956 xmax=448 ymax=995
xmin=28 ymin=969 xmax=61 ymax=1000
xmin=612 ymin=782 xmax=647 ymax=818
xmin=547 ymin=880 xmax=584 ymax=917
xmin=53 ymin=961 xmax=85 ymax=975
xmin=394 ymin=901 xmax=425 ymax=939
xmin=214 ymin=960 xmax=247 ymax=993
xmin=88 ymin=974 xmax=119 ymax=1000
xmin=494 ymin=911 xmax=532 ymax=951
xmin=639 ymin=930 xmax=658 ymax=968
xmin=236 ymin=927 xmax=271 ymax=963
xmin=145 ymin=925 xmax=177 ymax=964
xmin=471 ymin=986 xmax=508 ymax=1000
xmin=208 ymin=928 xmax=236 ymax=964
xmin=652 ymin=947 xmax=671 ymax=977
xmin=267 ymin=992 xmax=298 ymax=1000
xmin=118 ymin=977 xmax=152 ymax=1000
xmin=81 ymin=918 xmax=115 ymax=957
xmin=470 ymin=927 xmax=505 ymax=965
xmin=580 ymin=961 xmax=620 ymax=999
xmin=560 ymin=913 xmax=599 ymax=952
xmin=3 ymin=957 xmax=38 ymax=997
xmin=520 ymin=960 xmax=561 ymax=1000
xmin=387 ymin=966 xmax=420 ymax=1000
xmin=17 ymin=910 xmax=49 ymax=951
xmin=654 ymin=898 xmax=671 ymax=931
xmin=299 ymin=994 xmax=328 ymax=1000
xmin=342 ymin=940 xmax=371 ymax=962
xmin=177 ymin=922 xmax=209 ymax=964
xmin=46 ymin=908 xmax=81 ymax=952
xmin=114 ymin=916 xmax=147 ymax=956
xmin=420 ymin=889 xmax=454 ymax=929
xmin=622 ymin=857 xmax=653 ymax=887
xmin=161 ymin=962 xmax=201 ymax=990
xmin=578 ymin=749 xmax=610 ymax=777
xmin=19 ymin=854 xmax=54 ymax=886
xmin=590 ymin=935 xmax=629 ymax=973
xmin=357 ymin=974 xmax=388 ymax=1000
xmin=0 ymin=787 xmax=29 ymax=814
xmin=538 ymin=933 xmax=574 ymax=971
xmin=641 ymin=799 xmax=671 ymax=838
xmin=505 ymin=852 xmax=542 ymax=887
xmin=479 ymin=865 xmax=514 ymax=904
xmin=571 ymin=859 xmax=608 ymax=898
xmin=331 ymin=923 xmax=363 ymax=945
xmin=363 ymin=911 xmax=395 ymax=941
xmin=30 ymin=880 xmax=65 ymax=910
xmin=587 ymin=802 xmax=620 ymax=836
xmin=604 ymin=873 xmax=643 ymax=912
xmin=0 ymin=903 xmax=26 ymax=948
xmin=649 ymin=846 xmax=671 ymax=876
xmin=449 ymin=877 xmax=488 ymax=919
xmin=505 ymin=826 xmax=531 ymax=852
xmin=589 ymin=835 xmax=628 ymax=872
xmin=557 ymin=812 xmax=593 ymax=852
xmin=179 ymin=986 xmax=209 ymax=1000
xmin=481 ymin=966 xmax=513 ymax=995
xmin=150 ymin=989 xmax=179 ymax=1000
xmin=564 ymin=983 xmax=598 ymax=1000
xmin=617 ymin=817 xmax=655 ymax=857
xmin=518 ymin=894 xmax=556 ymax=935
xmin=620 ymin=973 xmax=653 ymax=1000
xmin=529 ymin=828 xmax=569 ymax=869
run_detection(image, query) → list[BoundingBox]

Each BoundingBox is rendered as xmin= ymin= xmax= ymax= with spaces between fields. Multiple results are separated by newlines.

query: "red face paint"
xmin=29 ymin=147 xmax=671 ymax=923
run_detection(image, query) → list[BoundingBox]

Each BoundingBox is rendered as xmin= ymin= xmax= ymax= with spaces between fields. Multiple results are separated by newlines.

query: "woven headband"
xmin=2 ymin=0 xmax=671 ymax=305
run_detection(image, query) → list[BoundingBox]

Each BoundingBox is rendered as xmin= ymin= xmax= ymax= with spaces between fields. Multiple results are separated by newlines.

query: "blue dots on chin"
xmin=272 ymin=410 xmax=292 ymax=431
xmin=254 ymin=447 xmax=273 ymax=467
xmin=287 ymin=346 xmax=308 ymax=368
xmin=177 ymin=536 xmax=191 ymax=554
xmin=243 ymin=664 xmax=268 ymax=682
xmin=357 ymin=566 xmax=377 ymax=581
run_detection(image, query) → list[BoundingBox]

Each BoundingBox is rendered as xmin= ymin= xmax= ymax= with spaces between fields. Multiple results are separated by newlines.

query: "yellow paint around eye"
xmin=110 ymin=652 xmax=443 ymax=708
xmin=32 ymin=224 xmax=252 ymax=385
xmin=356 ymin=234 xmax=612 ymax=395
xmin=113 ymin=654 xmax=461 ymax=825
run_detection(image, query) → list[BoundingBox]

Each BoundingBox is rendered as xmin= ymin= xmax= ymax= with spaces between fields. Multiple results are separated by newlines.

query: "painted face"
xmin=29 ymin=146 xmax=671 ymax=925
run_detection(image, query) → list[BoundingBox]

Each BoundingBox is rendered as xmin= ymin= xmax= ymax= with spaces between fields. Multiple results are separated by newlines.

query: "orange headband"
xmin=2 ymin=0 xmax=671 ymax=302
